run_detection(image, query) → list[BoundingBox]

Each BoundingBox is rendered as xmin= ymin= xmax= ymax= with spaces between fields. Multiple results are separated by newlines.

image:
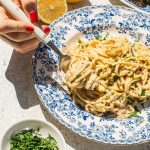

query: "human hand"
xmin=0 ymin=0 xmax=50 ymax=53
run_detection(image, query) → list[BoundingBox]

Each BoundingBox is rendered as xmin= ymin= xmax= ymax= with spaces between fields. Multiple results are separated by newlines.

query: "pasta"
xmin=64 ymin=35 xmax=150 ymax=118
xmin=141 ymin=0 xmax=150 ymax=4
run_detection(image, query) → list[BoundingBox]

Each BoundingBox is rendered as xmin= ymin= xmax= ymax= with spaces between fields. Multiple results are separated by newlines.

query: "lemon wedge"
xmin=37 ymin=0 xmax=68 ymax=24
xmin=67 ymin=0 xmax=82 ymax=3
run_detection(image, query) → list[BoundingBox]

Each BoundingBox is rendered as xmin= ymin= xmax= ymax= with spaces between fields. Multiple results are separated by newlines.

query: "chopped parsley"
xmin=134 ymin=106 xmax=141 ymax=112
xmin=101 ymin=32 xmax=109 ymax=41
xmin=10 ymin=129 xmax=59 ymax=150
xmin=140 ymin=89 xmax=146 ymax=96
xmin=113 ymin=75 xmax=120 ymax=81
xmin=117 ymin=94 xmax=124 ymax=102
xmin=127 ymin=96 xmax=133 ymax=103
xmin=141 ymin=98 xmax=148 ymax=103
xmin=131 ymin=81 xmax=137 ymax=87
xmin=129 ymin=111 xmax=140 ymax=118
xmin=95 ymin=36 xmax=101 ymax=40
xmin=78 ymin=38 xmax=81 ymax=43
xmin=95 ymin=32 xmax=109 ymax=41
xmin=131 ymin=49 xmax=135 ymax=57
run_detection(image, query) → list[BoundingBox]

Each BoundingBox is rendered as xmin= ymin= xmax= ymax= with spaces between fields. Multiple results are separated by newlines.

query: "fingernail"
xmin=26 ymin=26 xmax=34 ymax=32
xmin=44 ymin=26 xmax=50 ymax=34
xmin=29 ymin=11 xmax=38 ymax=23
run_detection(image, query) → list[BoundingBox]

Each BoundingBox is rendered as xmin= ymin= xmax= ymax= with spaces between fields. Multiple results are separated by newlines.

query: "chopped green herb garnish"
xmin=131 ymin=49 xmax=135 ymax=57
xmin=95 ymin=32 xmax=109 ymax=41
xmin=131 ymin=81 xmax=137 ymax=87
xmin=78 ymin=38 xmax=81 ymax=43
xmin=130 ymin=58 xmax=136 ymax=62
xmin=141 ymin=98 xmax=148 ymax=103
xmin=141 ymin=89 xmax=146 ymax=96
xmin=113 ymin=75 xmax=120 ymax=81
xmin=117 ymin=94 xmax=124 ymax=102
xmin=95 ymin=36 xmax=101 ymax=40
xmin=101 ymin=32 xmax=109 ymax=41
xmin=129 ymin=111 xmax=140 ymax=118
xmin=134 ymin=106 xmax=141 ymax=112
xmin=127 ymin=96 xmax=133 ymax=103
xmin=10 ymin=129 xmax=59 ymax=150
xmin=138 ymin=118 xmax=144 ymax=123
xmin=102 ymin=36 xmax=107 ymax=41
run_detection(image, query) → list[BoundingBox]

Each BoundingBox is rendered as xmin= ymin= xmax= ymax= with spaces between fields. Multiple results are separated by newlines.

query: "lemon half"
xmin=67 ymin=0 xmax=82 ymax=3
xmin=37 ymin=0 xmax=68 ymax=24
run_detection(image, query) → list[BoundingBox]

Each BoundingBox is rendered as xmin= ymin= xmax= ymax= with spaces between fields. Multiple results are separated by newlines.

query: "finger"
xmin=0 ymin=2 xmax=21 ymax=20
xmin=4 ymin=32 xmax=35 ymax=42
xmin=12 ymin=0 xmax=22 ymax=8
xmin=0 ymin=19 xmax=34 ymax=33
xmin=42 ymin=25 xmax=50 ymax=35
xmin=0 ymin=6 xmax=9 ymax=21
xmin=20 ymin=0 xmax=50 ymax=34
xmin=20 ymin=0 xmax=38 ymax=23
xmin=0 ymin=35 xmax=39 ymax=53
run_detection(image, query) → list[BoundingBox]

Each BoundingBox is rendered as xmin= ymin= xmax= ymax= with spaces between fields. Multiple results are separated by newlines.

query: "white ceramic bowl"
xmin=1 ymin=119 xmax=66 ymax=150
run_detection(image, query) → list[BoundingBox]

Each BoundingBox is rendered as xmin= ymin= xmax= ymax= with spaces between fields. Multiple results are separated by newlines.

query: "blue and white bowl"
xmin=121 ymin=0 xmax=150 ymax=15
xmin=32 ymin=5 xmax=150 ymax=144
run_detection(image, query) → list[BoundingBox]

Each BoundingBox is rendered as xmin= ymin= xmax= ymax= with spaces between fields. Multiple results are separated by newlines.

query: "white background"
xmin=0 ymin=0 xmax=150 ymax=149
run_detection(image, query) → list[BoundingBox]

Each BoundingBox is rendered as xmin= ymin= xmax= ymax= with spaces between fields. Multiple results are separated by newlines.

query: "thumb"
xmin=20 ymin=0 xmax=38 ymax=23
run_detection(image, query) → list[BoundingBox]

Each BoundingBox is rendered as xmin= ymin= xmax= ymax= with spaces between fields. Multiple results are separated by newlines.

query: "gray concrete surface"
xmin=0 ymin=0 xmax=150 ymax=149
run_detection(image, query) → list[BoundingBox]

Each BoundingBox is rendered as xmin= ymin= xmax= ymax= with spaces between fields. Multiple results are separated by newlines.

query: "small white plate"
xmin=1 ymin=119 xmax=66 ymax=150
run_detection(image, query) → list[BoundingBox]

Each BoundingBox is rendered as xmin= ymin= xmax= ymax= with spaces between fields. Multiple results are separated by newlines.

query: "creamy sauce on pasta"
xmin=64 ymin=36 xmax=150 ymax=118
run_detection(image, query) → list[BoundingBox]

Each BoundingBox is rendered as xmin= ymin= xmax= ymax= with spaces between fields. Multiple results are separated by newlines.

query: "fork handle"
xmin=0 ymin=0 xmax=64 ymax=57
xmin=0 ymin=0 xmax=31 ymax=24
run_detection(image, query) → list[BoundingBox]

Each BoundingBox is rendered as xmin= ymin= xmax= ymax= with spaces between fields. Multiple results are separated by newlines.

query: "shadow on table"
xmin=40 ymin=104 xmax=150 ymax=150
xmin=4 ymin=0 xmax=91 ymax=110
xmin=5 ymin=1 xmax=150 ymax=149
xmin=68 ymin=0 xmax=92 ymax=11
xmin=5 ymin=50 xmax=40 ymax=109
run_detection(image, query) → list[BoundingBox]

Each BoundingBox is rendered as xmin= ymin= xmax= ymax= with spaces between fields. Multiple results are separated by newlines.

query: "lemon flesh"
xmin=37 ymin=0 xmax=68 ymax=24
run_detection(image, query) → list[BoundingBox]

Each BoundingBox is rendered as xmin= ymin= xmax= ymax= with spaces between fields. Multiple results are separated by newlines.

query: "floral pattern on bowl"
xmin=32 ymin=5 xmax=150 ymax=144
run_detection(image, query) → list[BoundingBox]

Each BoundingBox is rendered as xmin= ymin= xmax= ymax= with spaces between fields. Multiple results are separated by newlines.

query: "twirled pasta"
xmin=64 ymin=36 xmax=150 ymax=118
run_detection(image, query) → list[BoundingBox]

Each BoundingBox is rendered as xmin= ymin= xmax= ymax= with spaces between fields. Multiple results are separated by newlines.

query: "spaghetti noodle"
xmin=64 ymin=36 xmax=150 ymax=118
